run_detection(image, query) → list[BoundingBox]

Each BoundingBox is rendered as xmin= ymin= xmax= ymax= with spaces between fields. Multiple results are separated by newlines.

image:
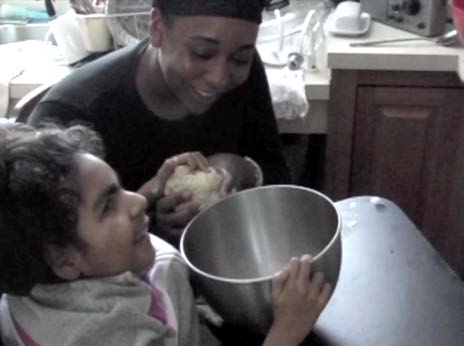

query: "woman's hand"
xmin=137 ymin=151 xmax=210 ymax=240
xmin=208 ymin=153 xmax=260 ymax=195
xmin=263 ymin=255 xmax=332 ymax=346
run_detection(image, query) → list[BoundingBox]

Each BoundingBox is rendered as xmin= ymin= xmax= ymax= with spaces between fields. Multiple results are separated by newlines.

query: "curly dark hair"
xmin=152 ymin=0 xmax=266 ymax=24
xmin=0 ymin=123 xmax=104 ymax=295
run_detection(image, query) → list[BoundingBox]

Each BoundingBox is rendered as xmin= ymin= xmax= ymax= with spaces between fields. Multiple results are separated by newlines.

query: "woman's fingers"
xmin=157 ymin=192 xmax=190 ymax=213
xmin=156 ymin=193 xmax=200 ymax=237
xmin=217 ymin=168 xmax=233 ymax=196
xmin=190 ymin=151 xmax=210 ymax=170
xmin=174 ymin=151 xmax=210 ymax=171
xmin=155 ymin=151 xmax=210 ymax=192
xmin=156 ymin=156 xmax=180 ymax=188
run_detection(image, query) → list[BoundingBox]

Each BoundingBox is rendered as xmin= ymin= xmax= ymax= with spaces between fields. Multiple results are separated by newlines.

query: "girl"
xmin=0 ymin=124 xmax=330 ymax=345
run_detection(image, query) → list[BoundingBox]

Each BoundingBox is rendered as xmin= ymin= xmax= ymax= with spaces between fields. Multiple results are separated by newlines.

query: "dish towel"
xmin=266 ymin=66 xmax=309 ymax=120
xmin=0 ymin=43 xmax=25 ymax=118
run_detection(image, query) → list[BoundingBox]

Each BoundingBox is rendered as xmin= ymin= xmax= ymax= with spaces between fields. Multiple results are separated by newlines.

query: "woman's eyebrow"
xmin=92 ymin=183 xmax=118 ymax=212
xmin=189 ymin=36 xmax=255 ymax=51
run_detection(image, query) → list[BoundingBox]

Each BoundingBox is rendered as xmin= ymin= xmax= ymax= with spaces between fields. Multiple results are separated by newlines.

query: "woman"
xmin=29 ymin=0 xmax=290 ymax=243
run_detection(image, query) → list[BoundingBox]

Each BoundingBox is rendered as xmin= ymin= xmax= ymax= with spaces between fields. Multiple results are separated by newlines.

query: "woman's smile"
xmin=190 ymin=84 xmax=220 ymax=104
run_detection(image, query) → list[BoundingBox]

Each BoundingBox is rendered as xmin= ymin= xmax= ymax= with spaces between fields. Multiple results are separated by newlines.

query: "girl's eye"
xmin=102 ymin=197 xmax=115 ymax=216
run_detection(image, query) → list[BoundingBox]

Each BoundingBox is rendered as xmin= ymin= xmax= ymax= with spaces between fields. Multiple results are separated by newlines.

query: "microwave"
xmin=360 ymin=0 xmax=447 ymax=37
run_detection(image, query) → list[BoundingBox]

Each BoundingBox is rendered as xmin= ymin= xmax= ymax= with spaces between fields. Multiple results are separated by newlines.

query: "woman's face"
xmin=153 ymin=14 xmax=259 ymax=114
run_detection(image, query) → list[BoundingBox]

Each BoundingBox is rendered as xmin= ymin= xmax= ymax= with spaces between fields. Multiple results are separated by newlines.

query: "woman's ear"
xmin=149 ymin=8 xmax=164 ymax=47
xmin=44 ymin=244 xmax=82 ymax=281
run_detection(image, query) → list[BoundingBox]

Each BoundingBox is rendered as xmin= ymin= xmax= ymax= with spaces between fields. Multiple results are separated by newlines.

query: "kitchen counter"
xmin=2 ymin=40 xmax=73 ymax=115
xmin=4 ymin=19 xmax=464 ymax=131
xmin=305 ymin=19 xmax=464 ymax=100
xmin=284 ymin=18 xmax=464 ymax=133
xmin=327 ymin=20 xmax=464 ymax=74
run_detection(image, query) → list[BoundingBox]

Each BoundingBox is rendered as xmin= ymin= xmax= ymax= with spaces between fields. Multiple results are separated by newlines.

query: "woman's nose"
xmin=128 ymin=191 xmax=148 ymax=217
xmin=205 ymin=59 xmax=232 ymax=90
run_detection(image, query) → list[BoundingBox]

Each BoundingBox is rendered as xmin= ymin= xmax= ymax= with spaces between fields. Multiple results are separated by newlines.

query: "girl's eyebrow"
xmin=92 ymin=183 xmax=118 ymax=212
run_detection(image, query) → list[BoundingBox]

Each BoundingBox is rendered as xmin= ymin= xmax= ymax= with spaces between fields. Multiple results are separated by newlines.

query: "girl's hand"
xmin=264 ymin=255 xmax=332 ymax=346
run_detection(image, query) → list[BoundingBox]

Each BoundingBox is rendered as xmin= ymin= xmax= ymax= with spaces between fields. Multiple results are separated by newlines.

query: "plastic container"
xmin=0 ymin=4 xmax=49 ymax=23
xmin=75 ymin=13 xmax=113 ymax=52
xmin=453 ymin=0 xmax=464 ymax=45
xmin=49 ymin=10 xmax=90 ymax=64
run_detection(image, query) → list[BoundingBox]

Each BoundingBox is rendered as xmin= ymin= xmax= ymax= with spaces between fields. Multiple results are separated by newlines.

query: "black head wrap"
xmin=152 ymin=0 xmax=264 ymax=24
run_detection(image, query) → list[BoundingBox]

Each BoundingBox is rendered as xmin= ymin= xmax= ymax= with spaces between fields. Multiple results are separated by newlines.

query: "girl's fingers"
xmin=318 ymin=282 xmax=332 ymax=307
xmin=288 ymin=257 xmax=301 ymax=282
xmin=309 ymin=272 xmax=326 ymax=298
xmin=297 ymin=254 xmax=312 ymax=288
xmin=272 ymin=267 xmax=289 ymax=300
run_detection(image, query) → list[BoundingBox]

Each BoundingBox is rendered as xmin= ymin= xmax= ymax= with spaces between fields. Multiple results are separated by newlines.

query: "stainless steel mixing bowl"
xmin=180 ymin=185 xmax=341 ymax=333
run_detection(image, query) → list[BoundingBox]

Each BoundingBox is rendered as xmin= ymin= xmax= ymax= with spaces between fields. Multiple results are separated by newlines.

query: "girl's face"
xmin=152 ymin=13 xmax=259 ymax=114
xmin=72 ymin=153 xmax=154 ymax=277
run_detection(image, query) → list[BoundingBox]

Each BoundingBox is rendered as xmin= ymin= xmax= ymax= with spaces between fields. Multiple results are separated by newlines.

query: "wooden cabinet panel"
xmin=324 ymin=70 xmax=464 ymax=277
xmin=353 ymin=87 xmax=446 ymax=225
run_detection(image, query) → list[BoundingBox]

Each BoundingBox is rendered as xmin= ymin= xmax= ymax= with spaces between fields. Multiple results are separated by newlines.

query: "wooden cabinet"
xmin=324 ymin=70 xmax=464 ymax=278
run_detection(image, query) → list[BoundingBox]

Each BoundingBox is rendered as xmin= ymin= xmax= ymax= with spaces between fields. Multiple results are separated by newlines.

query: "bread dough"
xmin=164 ymin=165 xmax=224 ymax=210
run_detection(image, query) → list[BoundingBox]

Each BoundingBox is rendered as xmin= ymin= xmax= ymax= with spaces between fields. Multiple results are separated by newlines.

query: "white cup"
xmin=49 ymin=10 xmax=90 ymax=64
xmin=333 ymin=1 xmax=362 ymax=32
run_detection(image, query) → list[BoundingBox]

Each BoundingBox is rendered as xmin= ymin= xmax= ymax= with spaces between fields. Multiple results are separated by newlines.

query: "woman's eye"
xmin=232 ymin=57 xmax=252 ymax=65
xmin=232 ymin=53 xmax=253 ymax=66
xmin=190 ymin=49 xmax=214 ymax=60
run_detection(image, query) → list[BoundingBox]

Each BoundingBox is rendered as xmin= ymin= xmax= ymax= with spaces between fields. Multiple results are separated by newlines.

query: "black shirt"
xmin=29 ymin=39 xmax=290 ymax=191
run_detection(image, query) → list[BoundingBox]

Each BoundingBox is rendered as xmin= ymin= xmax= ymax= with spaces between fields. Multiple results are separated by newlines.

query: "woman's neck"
xmin=135 ymin=45 xmax=189 ymax=120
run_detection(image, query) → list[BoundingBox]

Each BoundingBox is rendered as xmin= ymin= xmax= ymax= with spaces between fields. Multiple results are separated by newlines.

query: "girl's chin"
xmin=136 ymin=245 xmax=156 ymax=274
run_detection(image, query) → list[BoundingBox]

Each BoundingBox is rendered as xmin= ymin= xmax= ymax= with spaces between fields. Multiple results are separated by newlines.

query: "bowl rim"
xmin=179 ymin=184 xmax=342 ymax=285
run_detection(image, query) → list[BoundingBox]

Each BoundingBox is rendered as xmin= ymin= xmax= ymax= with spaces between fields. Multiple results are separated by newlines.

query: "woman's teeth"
xmin=195 ymin=88 xmax=217 ymax=98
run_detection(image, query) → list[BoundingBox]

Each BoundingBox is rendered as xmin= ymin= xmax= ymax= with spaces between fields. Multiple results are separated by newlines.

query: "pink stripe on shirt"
xmin=12 ymin=315 xmax=41 ymax=346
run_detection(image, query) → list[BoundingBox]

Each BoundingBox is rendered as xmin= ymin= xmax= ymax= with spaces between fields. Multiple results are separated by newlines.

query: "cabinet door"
xmin=352 ymin=86 xmax=464 ymax=276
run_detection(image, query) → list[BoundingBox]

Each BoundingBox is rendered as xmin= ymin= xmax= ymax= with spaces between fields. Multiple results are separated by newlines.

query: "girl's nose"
xmin=128 ymin=191 xmax=148 ymax=217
